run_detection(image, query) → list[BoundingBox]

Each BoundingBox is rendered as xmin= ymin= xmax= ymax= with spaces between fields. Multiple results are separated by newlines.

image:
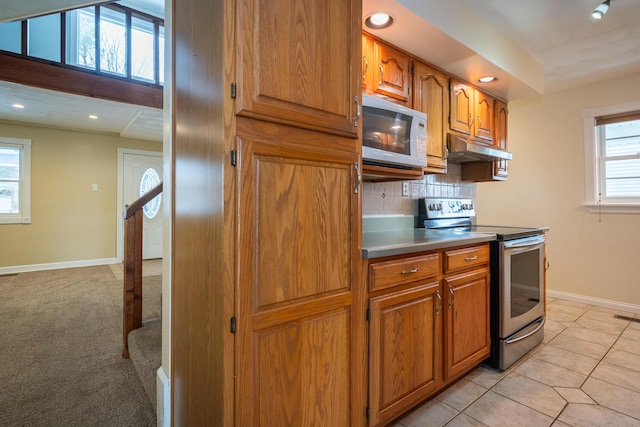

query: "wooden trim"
xmin=122 ymin=209 xmax=143 ymax=358
xmin=0 ymin=53 xmax=163 ymax=108
xmin=124 ymin=182 xmax=163 ymax=219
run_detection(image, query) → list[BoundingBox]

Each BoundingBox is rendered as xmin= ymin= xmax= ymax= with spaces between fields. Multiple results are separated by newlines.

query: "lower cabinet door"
xmin=369 ymin=282 xmax=442 ymax=426
xmin=235 ymin=126 xmax=362 ymax=426
xmin=443 ymin=268 xmax=491 ymax=381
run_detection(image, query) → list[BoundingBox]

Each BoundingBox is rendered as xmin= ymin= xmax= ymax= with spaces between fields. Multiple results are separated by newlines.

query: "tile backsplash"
xmin=362 ymin=164 xmax=476 ymax=216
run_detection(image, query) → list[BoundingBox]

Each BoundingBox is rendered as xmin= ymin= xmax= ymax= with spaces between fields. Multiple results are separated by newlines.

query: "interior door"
xmin=123 ymin=152 xmax=163 ymax=259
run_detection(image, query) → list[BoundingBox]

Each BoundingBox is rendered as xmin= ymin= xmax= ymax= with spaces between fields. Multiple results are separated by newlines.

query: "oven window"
xmin=510 ymin=249 xmax=541 ymax=318
xmin=362 ymin=106 xmax=412 ymax=155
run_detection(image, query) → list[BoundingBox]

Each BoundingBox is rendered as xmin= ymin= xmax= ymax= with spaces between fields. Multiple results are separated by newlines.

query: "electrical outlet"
xmin=402 ymin=182 xmax=410 ymax=197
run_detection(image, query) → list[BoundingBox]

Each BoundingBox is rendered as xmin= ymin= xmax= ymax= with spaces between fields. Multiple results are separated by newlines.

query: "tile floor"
xmin=391 ymin=297 xmax=640 ymax=427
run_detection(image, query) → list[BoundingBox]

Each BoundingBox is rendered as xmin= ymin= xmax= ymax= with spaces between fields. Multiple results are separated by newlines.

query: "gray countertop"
xmin=362 ymin=229 xmax=497 ymax=259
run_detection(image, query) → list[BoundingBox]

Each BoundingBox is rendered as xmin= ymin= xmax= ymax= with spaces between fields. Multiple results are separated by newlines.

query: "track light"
xmin=592 ymin=0 xmax=610 ymax=20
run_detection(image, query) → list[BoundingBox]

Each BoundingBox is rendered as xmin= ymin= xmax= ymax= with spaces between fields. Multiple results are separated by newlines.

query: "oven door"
xmin=499 ymin=235 xmax=545 ymax=338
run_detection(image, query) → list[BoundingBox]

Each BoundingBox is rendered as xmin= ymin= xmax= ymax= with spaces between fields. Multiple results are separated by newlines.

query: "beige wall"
xmin=0 ymin=121 xmax=161 ymax=268
xmin=476 ymin=72 xmax=640 ymax=307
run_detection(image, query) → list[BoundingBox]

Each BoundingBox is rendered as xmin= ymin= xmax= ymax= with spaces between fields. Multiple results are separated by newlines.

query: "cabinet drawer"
xmin=369 ymin=253 xmax=440 ymax=292
xmin=444 ymin=244 xmax=489 ymax=274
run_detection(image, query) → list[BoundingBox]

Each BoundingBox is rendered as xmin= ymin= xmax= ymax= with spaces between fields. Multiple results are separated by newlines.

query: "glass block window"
xmin=0 ymin=138 xmax=31 ymax=224
xmin=140 ymin=167 xmax=161 ymax=219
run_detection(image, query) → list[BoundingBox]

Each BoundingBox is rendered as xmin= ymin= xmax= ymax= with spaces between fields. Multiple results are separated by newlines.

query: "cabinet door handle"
xmin=469 ymin=112 xmax=475 ymax=130
xmin=435 ymin=290 xmax=442 ymax=316
xmin=448 ymin=286 xmax=455 ymax=308
xmin=354 ymin=95 xmax=361 ymax=127
xmin=465 ymin=255 xmax=478 ymax=261
xmin=362 ymin=56 xmax=368 ymax=81
xmin=378 ymin=63 xmax=384 ymax=85
xmin=400 ymin=267 xmax=420 ymax=275
xmin=545 ymin=260 xmax=550 ymax=271
xmin=354 ymin=161 xmax=361 ymax=194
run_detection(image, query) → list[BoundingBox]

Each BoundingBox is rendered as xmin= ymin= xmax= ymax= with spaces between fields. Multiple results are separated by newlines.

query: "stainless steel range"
xmin=417 ymin=198 xmax=548 ymax=370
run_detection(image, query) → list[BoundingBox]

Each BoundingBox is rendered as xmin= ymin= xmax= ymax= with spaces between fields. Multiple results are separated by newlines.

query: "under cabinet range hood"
xmin=447 ymin=134 xmax=513 ymax=163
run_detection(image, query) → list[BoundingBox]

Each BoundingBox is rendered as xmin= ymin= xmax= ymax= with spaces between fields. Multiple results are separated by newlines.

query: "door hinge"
xmin=366 ymin=308 xmax=371 ymax=321
xmin=366 ymin=406 xmax=370 ymax=420
xmin=230 ymin=150 xmax=237 ymax=167
xmin=230 ymin=316 xmax=237 ymax=333
xmin=231 ymin=82 xmax=237 ymax=99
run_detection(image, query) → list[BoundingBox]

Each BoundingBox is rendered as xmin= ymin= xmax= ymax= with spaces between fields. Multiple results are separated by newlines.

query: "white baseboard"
xmin=0 ymin=257 xmax=119 ymax=275
xmin=157 ymin=367 xmax=170 ymax=427
xmin=548 ymin=289 xmax=640 ymax=314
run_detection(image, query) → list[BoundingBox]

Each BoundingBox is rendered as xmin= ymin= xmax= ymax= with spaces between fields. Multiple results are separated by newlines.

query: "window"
xmin=583 ymin=102 xmax=640 ymax=214
xmin=66 ymin=7 xmax=96 ymax=69
xmin=140 ymin=167 xmax=161 ymax=219
xmin=27 ymin=13 xmax=61 ymax=62
xmin=0 ymin=138 xmax=31 ymax=224
xmin=0 ymin=5 xmax=164 ymax=87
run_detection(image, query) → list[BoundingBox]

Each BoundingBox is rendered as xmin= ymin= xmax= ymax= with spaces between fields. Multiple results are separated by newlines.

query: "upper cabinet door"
xmin=372 ymin=41 xmax=411 ymax=106
xmin=450 ymin=79 xmax=495 ymax=146
xmin=362 ymin=34 xmax=374 ymax=92
xmin=413 ymin=60 xmax=448 ymax=173
xmin=450 ymin=80 xmax=474 ymax=136
xmin=236 ymin=0 xmax=361 ymax=138
xmin=494 ymin=99 xmax=509 ymax=178
xmin=474 ymin=91 xmax=494 ymax=144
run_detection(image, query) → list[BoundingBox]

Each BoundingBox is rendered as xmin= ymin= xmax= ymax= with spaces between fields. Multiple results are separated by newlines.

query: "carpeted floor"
xmin=0 ymin=264 xmax=160 ymax=427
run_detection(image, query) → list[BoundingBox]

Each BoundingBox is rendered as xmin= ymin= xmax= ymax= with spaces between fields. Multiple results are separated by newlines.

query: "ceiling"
xmin=1 ymin=0 xmax=640 ymax=141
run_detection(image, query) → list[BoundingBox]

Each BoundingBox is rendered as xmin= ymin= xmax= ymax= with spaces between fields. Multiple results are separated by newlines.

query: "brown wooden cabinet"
xmin=450 ymin=78 xmax=495 ymax=146
xmin=235 ymin=0 xmax=361 ymax=138
xmin=362 ymin=34 xmax=374 ymax=92
xmin=493 ymin=99 xmax=509 ymax=178
xmin=461 ymin=98 xmax=509 ymax=182
xmin=442 ymin=244 xmax=491 ymax=381
xmin=171 ymin=0 xmax=364 ymax=425
xmin=366 ymin=243 xmax=491 ymax=426
xmin=443 ymin=268 xmax=491 ymax=381
xmin=369 ymin=283 xmax=443 ymax=426
xmin=363 ymin=33 xmax=411 ymax=106
xmin=413 ymin=60 xmax=448 ymax=173
xmin=235 ymin=125 xmax=362 ymax=426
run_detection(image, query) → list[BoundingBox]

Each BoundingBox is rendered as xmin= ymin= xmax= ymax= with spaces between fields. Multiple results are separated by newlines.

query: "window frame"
xmin=583 ymin=101 xmax=640 ymax=214
xmin=0 ymin=137 xmax=32 ymax=224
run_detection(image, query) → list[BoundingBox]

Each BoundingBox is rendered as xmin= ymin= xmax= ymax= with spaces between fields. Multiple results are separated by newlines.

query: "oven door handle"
xmin=505 ymin=317 xmax=546 ymax=345
xmin=503 ymin=236 xmax=545 ymax=249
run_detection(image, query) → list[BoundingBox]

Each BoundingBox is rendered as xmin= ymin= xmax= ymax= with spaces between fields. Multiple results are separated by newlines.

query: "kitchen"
xmin=357 ymin=1 xmax=640 ymax=424
xmin=168 ymin=0 xmax=640 ymax=425
xmin=0 ymin=0 xmax=639 ymax=425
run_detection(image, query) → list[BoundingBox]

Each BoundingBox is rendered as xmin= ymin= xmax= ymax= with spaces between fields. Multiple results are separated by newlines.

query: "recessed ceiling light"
xmin=365 ymin=12 xmax=394 ymax=30
xmin=592 ymin=0 xmax=610 ymax=20
xmin=477 ymin=76 xmax=498 ymax=84
xmin=89 ymin=115 xmax=98 ymax=119
xmin=12 ymin=104 xmax=25 ymax=109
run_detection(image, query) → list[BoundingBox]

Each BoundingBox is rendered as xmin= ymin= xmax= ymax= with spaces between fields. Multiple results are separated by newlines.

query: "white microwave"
xmin=361 ymin=94 xmax=427 ymax=169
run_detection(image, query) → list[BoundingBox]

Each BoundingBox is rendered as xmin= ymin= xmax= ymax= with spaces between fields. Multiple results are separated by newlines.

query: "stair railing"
xmin=122 ymin=182 xmax=163 ymax=358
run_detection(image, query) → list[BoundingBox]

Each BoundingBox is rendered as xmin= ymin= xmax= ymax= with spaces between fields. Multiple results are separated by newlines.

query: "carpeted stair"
xmin=128 ymin=318 xmax=162 ymax=413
